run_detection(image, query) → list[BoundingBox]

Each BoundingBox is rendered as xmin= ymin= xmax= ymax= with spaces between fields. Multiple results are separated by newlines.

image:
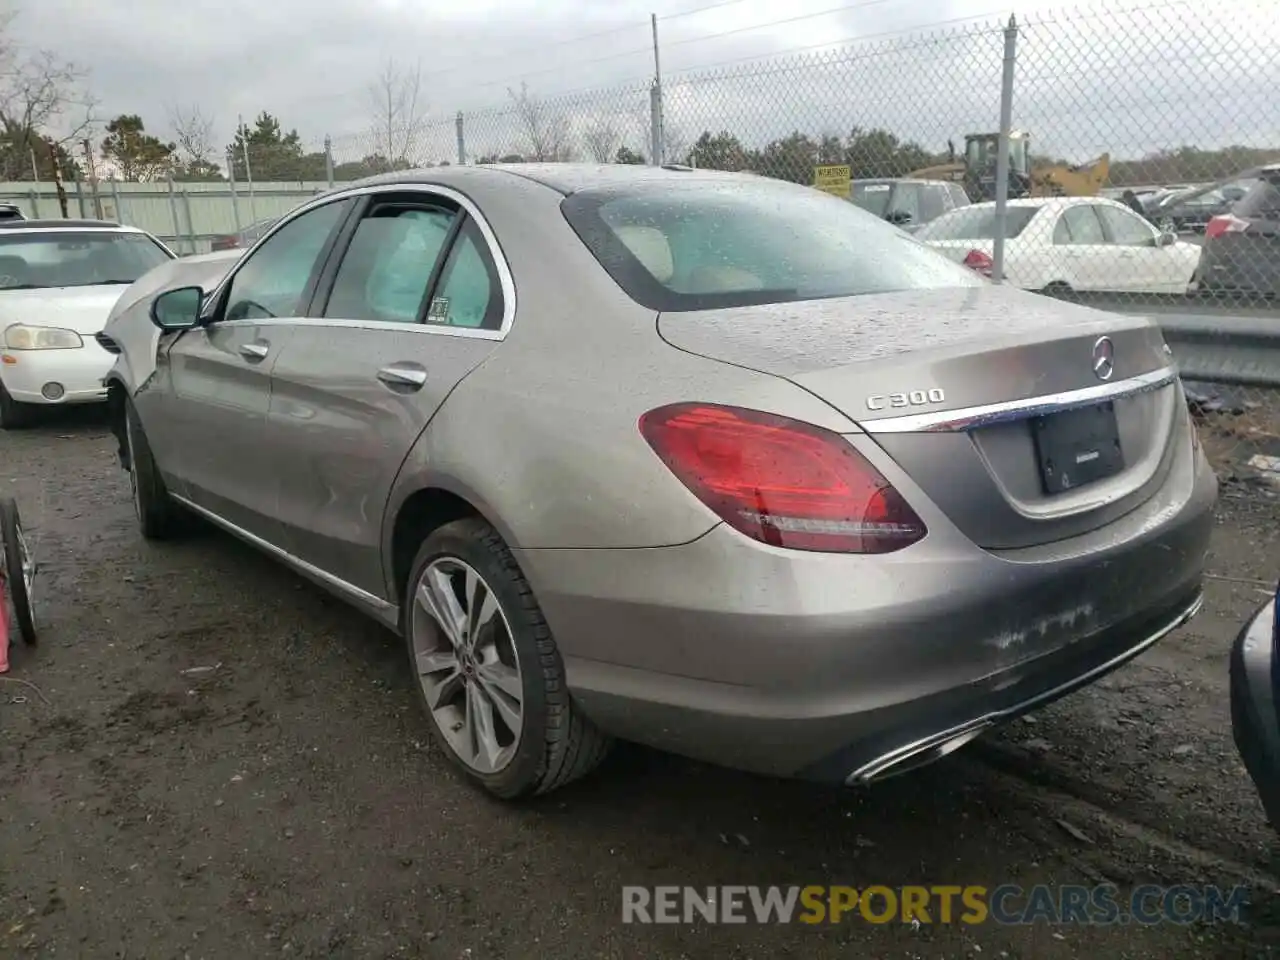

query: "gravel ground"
xmin=2 ymin=407 xmax=1280 ymax=959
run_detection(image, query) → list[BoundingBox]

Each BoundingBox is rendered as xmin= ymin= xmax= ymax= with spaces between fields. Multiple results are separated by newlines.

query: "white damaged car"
xmin=0 ymin=219 xmax=176 ymax=428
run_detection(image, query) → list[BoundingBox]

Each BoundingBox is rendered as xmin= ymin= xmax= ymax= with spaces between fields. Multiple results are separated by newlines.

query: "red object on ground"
xmin=0 ymin=576 xmax=10 ymax=673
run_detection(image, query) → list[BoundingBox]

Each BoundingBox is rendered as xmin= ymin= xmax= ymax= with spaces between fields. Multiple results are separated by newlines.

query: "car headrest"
xmin=613 ymin=225 xmax=673 ymax=284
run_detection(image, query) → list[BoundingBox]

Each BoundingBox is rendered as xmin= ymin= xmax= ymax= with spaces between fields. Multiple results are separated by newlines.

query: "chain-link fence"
xmin=316 ymin=1 xmax=1280 ymax=493
xmin=2 ymin=0 xmax=1271 ymax=491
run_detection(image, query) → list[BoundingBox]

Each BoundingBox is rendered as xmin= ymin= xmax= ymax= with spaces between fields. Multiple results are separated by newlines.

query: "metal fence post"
xmin=109 ymin=180 xmax=123 ymax=224
xmin=324 ymin=135 xmax=335 ymax=189
xmin=166 ymin=176 xmax=182 ymax=251
xmin=74 ymin=177 xmax=87 ymax=218
xmin=180 ymin=187 xmax=197 ymax=254
xmin=991 ymin=13 xmax=1019 ymax=285
xmin=226 ymin=149 xmax=242 ymax=233
xmin=27 ymin=188 xmax=38 ymax=219
xmin=455 ymin=112 xmax=467 ymax=166
xmin=649 ymin=82 xmax=662 ymax=166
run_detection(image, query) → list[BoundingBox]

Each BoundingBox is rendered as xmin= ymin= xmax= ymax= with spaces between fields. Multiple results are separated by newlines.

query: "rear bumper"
xmin=1229 ymin=596 xmax=1280 ymax=827
xmin=0 ymin=341 xmax=113 ymax=405
xmin=1196 ymin=238 xmax=1280 ymax=297
xmin=519 ymin=430 xmax=1218 ymax=781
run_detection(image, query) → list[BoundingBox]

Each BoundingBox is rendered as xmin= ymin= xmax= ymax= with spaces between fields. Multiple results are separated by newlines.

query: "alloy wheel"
xmin=412 ymin=556 xmax=524 ymax=774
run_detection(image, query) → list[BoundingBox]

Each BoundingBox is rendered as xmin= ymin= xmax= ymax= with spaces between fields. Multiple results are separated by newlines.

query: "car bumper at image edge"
xmin=1229 ymin=598 xmax=1280 ymax=826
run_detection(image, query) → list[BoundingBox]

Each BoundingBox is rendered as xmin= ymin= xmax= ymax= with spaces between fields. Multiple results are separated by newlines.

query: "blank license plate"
xmin=1032 ymin=402 xmax=1124 ymax=495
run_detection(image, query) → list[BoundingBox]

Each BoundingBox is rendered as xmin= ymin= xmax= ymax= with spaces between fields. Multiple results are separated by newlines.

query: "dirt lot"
xmin=2 ymin=408 xmax=1279 ymax=959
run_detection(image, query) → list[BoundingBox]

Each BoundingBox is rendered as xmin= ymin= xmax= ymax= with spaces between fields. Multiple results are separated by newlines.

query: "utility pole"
xmin=82 ymin=138 xmax=104 ymax=219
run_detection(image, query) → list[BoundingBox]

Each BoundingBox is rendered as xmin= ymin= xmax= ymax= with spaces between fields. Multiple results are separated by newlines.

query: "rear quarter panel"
xmin=381 ymin=174 xmax=859 ymax=566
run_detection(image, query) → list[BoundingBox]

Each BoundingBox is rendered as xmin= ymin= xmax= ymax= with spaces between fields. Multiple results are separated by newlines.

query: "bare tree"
xmin=507 ymin=82 xmax=572 ymax=162
xmin=580 ymin=118 xmax=620 ymax=164
xmin=0 ymin=42 xmax=97 ymax=177
xmin=365 ymin=58 xmax=428 ymax=171
xmin=168 ymin=104 xmax=216 ymax=165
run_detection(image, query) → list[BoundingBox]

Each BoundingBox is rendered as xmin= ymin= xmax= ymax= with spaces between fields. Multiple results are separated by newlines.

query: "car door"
xmin=1094 ymin=203 xmax=1182 ymax=293
xmin=264 ymin=187 xmax=510 ymax=597
xmin=155 ymin=197 xmax=354 ymax=540
xmin=1049 ymin=204 xmax=1113 ymax=290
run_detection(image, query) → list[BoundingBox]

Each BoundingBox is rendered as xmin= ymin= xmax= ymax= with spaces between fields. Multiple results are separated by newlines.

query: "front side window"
xmin=222 ymin=200 xmax=350 ymax=321
xmin=0 ymin=231 xmax=172 ymax=290
xmin=1058 ymin=206 xmax=1106 ymax=245
xmin=1096 ymin=205 xmax=1156 ymax=245
xmin=562 ymin=180 xmax=982 ymax=312
xmin=324 ymin=202 xmax=458 ymax=323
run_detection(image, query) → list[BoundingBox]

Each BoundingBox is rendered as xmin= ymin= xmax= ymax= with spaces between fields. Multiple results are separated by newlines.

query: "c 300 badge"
xmin=865 ymin=388 xmax=946 ymax=411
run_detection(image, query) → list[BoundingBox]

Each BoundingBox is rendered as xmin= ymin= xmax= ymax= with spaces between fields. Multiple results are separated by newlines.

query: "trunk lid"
xmin=657 ymin=285 xmax=1182 ymax=551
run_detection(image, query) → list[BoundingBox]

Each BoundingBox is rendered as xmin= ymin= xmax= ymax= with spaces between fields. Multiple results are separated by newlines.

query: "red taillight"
xmin=962 ymin=249 xmax=994 ymax=277
xmin=638 ymin=403 xmax=927 ymax=554
xmin=1205 ymin=214 xmax=1248 ymax=240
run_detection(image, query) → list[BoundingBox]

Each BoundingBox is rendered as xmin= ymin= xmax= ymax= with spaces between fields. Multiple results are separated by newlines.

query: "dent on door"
xmin=163 ymin=322 xmax=291 ymax=535
xmin=266 ymin=327 xmax=500 ymax=597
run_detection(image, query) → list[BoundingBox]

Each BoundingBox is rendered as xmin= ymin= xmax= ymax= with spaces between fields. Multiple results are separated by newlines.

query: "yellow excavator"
xmin=909 ymin=131 xmax=1110 ymax=202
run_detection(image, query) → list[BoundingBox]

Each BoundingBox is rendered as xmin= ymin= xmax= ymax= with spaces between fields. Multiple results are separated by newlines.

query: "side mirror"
xmin=886 ymin=210 xmax=914 ymax=225
xmin=1156 ymin=230 xmax=1177 ymax=247
xmin=150 ymin=285 xmax=204 ymax=331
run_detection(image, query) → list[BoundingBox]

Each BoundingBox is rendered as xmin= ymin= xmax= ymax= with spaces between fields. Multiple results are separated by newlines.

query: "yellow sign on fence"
xmin=813 ymin=164 xmax=852 ymax=198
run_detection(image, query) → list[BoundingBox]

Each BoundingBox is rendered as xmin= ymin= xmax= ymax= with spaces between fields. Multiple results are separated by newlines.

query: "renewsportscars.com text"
xmin=621 ymin=884 xmax=1249 ymax=926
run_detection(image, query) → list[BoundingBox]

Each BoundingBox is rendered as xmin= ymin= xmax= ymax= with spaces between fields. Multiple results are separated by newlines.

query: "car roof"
xmin=853 ymin=178 xmax=953 ymax=187
xmin=0 ymin=219 xmax=139 ymax=231
xmin=341 ymin=162 xmax=767 ymax=198
xmin=952 ymin=196 xmax=1112 ymax=212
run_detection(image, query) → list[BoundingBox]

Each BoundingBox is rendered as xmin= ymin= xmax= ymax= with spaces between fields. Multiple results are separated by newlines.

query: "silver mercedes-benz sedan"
xmin=104 ymin=163 xmax=1217 ymax=799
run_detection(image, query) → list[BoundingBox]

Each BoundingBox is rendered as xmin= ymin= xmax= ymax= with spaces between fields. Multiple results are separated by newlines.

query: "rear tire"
xmin=1 ymin=496 xmax=37 ymax=646
xmin=124 ymin=398 xmax=188 ymax=540
xmin=0 ymin=381 xmax=34 ymax=430
xmin=404 ymin=518 xmax=612 ymax=799
xmin=1041 ymin=281 xmax=1074 ymax=297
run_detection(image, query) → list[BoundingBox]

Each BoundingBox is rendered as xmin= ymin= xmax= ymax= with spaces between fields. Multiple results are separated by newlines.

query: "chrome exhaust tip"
xmin=846 ymin=721 xmax=993 ymax=785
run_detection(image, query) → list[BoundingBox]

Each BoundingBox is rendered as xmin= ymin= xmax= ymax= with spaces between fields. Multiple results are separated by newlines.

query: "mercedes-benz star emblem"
xmin=1092 ymin=336 xmax=1115 ymax=382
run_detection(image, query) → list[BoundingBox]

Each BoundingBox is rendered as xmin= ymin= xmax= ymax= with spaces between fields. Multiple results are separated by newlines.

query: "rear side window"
xmin=914 ymin=205 xmax=1038 ymax=241
xmin=561 ymin=180 xmax=983 ymax=312
xmin=425 ymin=220 xmax=503 ymax=330
xmin=1235 ymin=175 xmax=1280 ymax=219
xmin=947 ymin=184 xmax=971 ymax=208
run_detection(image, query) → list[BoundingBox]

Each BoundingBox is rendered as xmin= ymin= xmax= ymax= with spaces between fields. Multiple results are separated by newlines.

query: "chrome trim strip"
xmin=202 ymin=181 xmax=517 ymax=342
xmin=171 ymin=494 xmax=396 ymax=614
xmin=846 ymin=591 xmax=1203 ymax=784
xmin=860 ymin=365 xmax=1179 ymax=434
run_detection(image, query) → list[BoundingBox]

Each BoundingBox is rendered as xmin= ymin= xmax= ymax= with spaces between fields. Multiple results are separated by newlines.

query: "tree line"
xmin=0 ymin=2 xmax=1271 ymax=193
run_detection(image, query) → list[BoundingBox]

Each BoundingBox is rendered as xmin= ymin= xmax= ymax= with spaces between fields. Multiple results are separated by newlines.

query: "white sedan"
xmin=0 ymin=220 xmax=175 ymax=428
xmin=914 ymin=196 xmax=1202 ymax=295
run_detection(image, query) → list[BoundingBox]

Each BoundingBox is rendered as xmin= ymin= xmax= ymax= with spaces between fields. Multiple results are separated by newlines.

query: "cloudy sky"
xmin=10 ymin=0 xmax=1280 ymax=165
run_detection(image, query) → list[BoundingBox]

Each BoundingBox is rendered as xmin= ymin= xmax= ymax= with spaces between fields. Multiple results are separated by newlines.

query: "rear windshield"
xmin=1234 ymin=174 xmax=1280 ymax=219
xmin=851 ymin=182 xmax=896 ymax=217
xmin=560 ymin=180 xmax=983 ymax=312
xmin=914 ymin=205 xmax=1038 ymax=241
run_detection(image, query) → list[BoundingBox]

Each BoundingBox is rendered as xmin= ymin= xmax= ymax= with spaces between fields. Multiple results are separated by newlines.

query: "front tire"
xmin=0 ymin=381 xmax=34 ymax=430
xmin=404 ymin=518 xmax=611 ymax=799
xmin=124 ymin=398 xmax=188 ymax=540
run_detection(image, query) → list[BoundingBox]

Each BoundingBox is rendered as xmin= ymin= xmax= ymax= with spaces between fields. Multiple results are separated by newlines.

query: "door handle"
xmin=377 ymin=364 xmax=427 ymax=389
xmin=239 ymin=342 xmax=270 ymax=361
